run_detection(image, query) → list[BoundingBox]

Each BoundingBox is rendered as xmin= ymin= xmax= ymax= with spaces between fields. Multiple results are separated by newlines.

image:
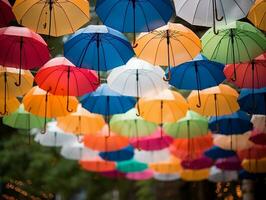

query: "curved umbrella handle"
xmin=163 ymin=68 xmax=171 ymax=81
xmin=132 ymin=42 xmax=138 ymax=48
xmin=14 ymin=72 xmax=22 ymax=86
xmin=196 ymin=93 xmax=202 ymax=108
xmin=213 ymin=25 xmax=219 ymax=35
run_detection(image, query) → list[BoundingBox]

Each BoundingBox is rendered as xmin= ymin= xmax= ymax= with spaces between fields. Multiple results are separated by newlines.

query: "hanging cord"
xmin=135 ymin=119 xmax=141 ymax=151
xmin=66 ymin=66 xmax=73 ymax=112
xmin=96 ymin=33 xmax=101 ymax=84
xmin=214 ymin=94 xmax=219 ymax=132
xmin=160 ymin=100 xmax=163 ymax=138
xmin=136 ymin=69 xmax=141 ymax=116
xmin=187 ymin=120 xmax=191 ymax=160
xmin=0 ymin=72 xmax=7 ymax=115
xmin=15 ymin=37 xmax=23 ymax=86
xmin=195 ymin=62 xmax=202 ymax=108
xmin=251 ymin=61 xmax=257 ymax=113
xmin=230 ymin=29 xmax=237 ymax=81
xmin=132 ymin=0 xmax=138 ymax=48
xmin=106 ymin=96 xmax=111 ymax=138
xmin=42 ymin=89 xmax=50 ymax=134
xmin=163 ymin=30 xmax=171 ymax=81
xmin=48 ymin=0 xmax=53 ymax=38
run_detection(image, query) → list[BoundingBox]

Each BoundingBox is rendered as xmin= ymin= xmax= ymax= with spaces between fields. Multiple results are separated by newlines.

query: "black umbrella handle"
xmin=0 ymin=72 xmax=8 ymax=115
xmin=163 ymin=30 xmax=171 ymax=81
xmin=66 ymin=66 xmax=73 ymax=112
xmin=214 ymin=0 xmax=223 ymax=21
xmin=136 ymin=70 xmax=141 ymax=116
xmin=195 ymin=63 xmax=202 ymax=108
xmin=212 ymin=0 xmax=222 ymax=35
xmin=230 ymin=29 xmax=237 ymax=81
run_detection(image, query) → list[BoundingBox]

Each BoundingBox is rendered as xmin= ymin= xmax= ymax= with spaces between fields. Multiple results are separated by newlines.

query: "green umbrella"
xmin=116 ymin=159 xmax=148 ymax=173
xmin=201 ymin=21 xmax=266 ymax=80
xmin=163 ymin=110 xmax=208 ymax=138
xmin=110 ymin=108 xmax=157 ymax=138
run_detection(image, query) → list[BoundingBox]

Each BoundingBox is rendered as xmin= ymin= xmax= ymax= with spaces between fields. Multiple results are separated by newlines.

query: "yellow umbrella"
xmin=180 ymin=168 xmax=209 ymax=181
xmin=13 ymin=0 xmax=90 ymax=37
xmin=149 ymin=156 xmax=182 ymax=174
xmin=0 ymin=97 xmax=20 ymax=117
xmin=137 ymin=89 xmax=188 ymax=124
xmin=248 ymin=0 xmax=266 ymax=31
xmin=242 ymin=158 xmax=266 ymax=173
xmin=187 ymin=84 xmax=239 ymax=116
xmin=57 ymin=104 xmax=105 ymax=135
xmin=134 ymin=22 xmax=201 ymax=80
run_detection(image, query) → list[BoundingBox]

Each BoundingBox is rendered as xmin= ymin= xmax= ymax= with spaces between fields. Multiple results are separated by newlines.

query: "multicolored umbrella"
xmin=248 ymin=0 xmax=266 ymax=31
xmin=100 ymin=170 xmax=126 ymax=179
xmin=149 ymin=156 xmax=182 ymax=174
xmin=215 ymin=156 xmax=242 ymax=171
xmin=204 ymin=146 xmax=236 ymax=160
xmin=181 ymin=156 xmax=213 ymax=170
xmin=80 ymin=158 xmax=116 ymax=172
xmin=242 ymin=158 xmax=266 ymax=173
xmin=126 ymin=169 xmax=153 ymax=181
xmin=116 ymin=159 xmax=148 ymax=173
xmin=99 ymin=146 xmax=134 ymax=162
xmin=0 ymin=0 xmax=15 ymax=27
xmin=134 ymin=148 xmax=170 ymax=163
xmin=238 ymin=145 xmax=266 ymax=160
xmin=249 ymin=129 xmax=266 ymax=145
xmin=13 ymin=0 xmax=90 ymax=37
xmin=180 ymin=168 xmax=209 ymax=181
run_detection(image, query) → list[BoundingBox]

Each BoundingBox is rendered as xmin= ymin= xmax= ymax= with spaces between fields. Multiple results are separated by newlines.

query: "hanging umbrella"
xmin=0 ymin=97 xmax=20 ymax=117
xmin=238 ymin=87 xmax=266 ymax=115
xmin=204 ymin=146 xmax=236 ymax=160
xmin=201 ymin=21 xmax=266 ymax=80
xmin=149 ymin=156 xmax=182 ymax=174
xmin=134 ymin=148 xmax=170 ymax=164
xmin=174 ymin=0 xmax=254 ymax=33
xmin=126 ymin=169 xmax=153 ymax=181
xmin=209 ymin=111 xmax=253 ymax=134
xmin=80 ymin=157 xmax=116 ymax=172
xmin=57 ymin=104 xmax=105 ymax=135
xmin=100 ymin=170 xmax=126 ymax=179
xmin=248 ymin=0 xmax=266 ymax=31
xmin=251 ymin=114 xmax=266 ymax=132
xmin=0 ymin=67 xmax=33 ymax=115
xmin=153 ymin=173 xmax=180 ymax=181
xmin=239 ymin=170 xmax=258 ymax=180
xmin=180 ymin=168 xmax=209 ymax=181
xmin=187 ymin=84 xmax=239 ymax=117
xmin=99 ymin=146 xmax=134 ymax=162
xmin=208 ymin=167 xmax=238 ymax=183
xmin=0 ymin=26 xmax=50 ymax=86
xmin=163 ymin=110 xmax=208 ymax=138
xmin=116 ymin=159 xmax=148 ymax=173
xmin=13 ymin=0 xmax=90 ymax=37
xmin=35 ymin=57 xmax=99 ymax=112
xmin=242 ymin=158 xmax=266 ymax=173
xmin=95 ymin=0 xmax=173 ymax=45
xmin=64 ymin=25 xmax=134 ymax=76
xmin=0 ymin=0 xmax=15 ymax=27
xmin=181 ymin=156 xmax=213 ymax=170
xmin=224 ymin=53 xmax=266 ymax=89
xmin=129 ymin=127 xmax=173 ymax=151
xmin=133 ymin=22 xmax=201 ymax=80
xmin=215 ymin=156 xmax=242 ymax=171
xmin=249 ymin=129 xmax=266 ymax=145
xmin=238 ymin=145 xmax=266 ymax=160
xmin=167 ymin=54 xmax=225 ymax=105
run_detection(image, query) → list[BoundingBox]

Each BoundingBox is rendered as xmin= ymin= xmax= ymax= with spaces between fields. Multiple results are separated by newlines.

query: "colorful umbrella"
xmin=251 ymin=114 xmax=266 ymax=132
xmin=133 ymin=22 xmax=201 ymax=79
xmin=201 ymin=21 xmax=266 ymax=80
xmin=242 ymin=158 xmax=266 ymax=173
xmin=13 ymin=0 xmax=90 ymax=37
xmin=126 ymin=169 xmax=153 ymax=181
xmin=204 ymin=146 xmax=236 ymax=160
xmin=180 ymin=168 xmax=209 ymax=181
xmin=149 ymin=156 xmax=182 ymax=174
xmin=95 ymin=0 xmax=173 ymax=45
xmin=209 ymin=111 xmax=253 ymax=134
xmin=0 ymin=26 xmax=50 ymax=86
xmin=181 ymin=156 xmax=213 ymax=170
xmin=248 ymin=0 xmax=266 ymax=31
xmin=64 ymin=25 xmax=134 ymax=75
xmin=56 ymin=104 xmax=105 ymax=135
xmin=239 ymin=170 xmax=258 ymax=180
xmin=167 ymin=54 xmax=225 ymax=105
xmin=163 ymin=110 xmax=208 ymax=138
xmin=215 ymin=156 xmax=242 ymax=171
xmin=99 ymin=146 xmax=134 ymax=162
xmin=153 ymin=173 xmax=180 ymax=181
xmin=238 ymin=145 xmax=266 ymax=160
xmin=100 ymin=170 xmax=126 ymax=179
xmin=0 ymin=0 xmax=15 ymax=27
xmin=224 ymin=53 xmax=266 ymax=89
xmin=238 ymin=87 xmax=266 ymax=115
xmin=117 ymin=159 xmax=148 ymax=173
xmin=80 ymin=158 xmax=116 ymax=172
xmin=134 ymin=148 xmax=170 ymax=164
xmin=0 ymin=97 xmax=20 ymax=117
xmin=249 ymin=129 xmax=266 ymax=145
xmin=208 ymin=167 xmax=238 ymax=182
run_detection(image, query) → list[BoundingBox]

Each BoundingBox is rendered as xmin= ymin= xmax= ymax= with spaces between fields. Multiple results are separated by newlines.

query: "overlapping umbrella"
xmin=0 ymin=0 xmax=14 ymax=27
xmin=248 ymin=0 xmax=266 ymax=31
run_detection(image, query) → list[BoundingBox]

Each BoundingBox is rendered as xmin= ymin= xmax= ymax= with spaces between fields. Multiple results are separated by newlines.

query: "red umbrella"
xmin=0 ymin=26 xmax=50 ymax=86
xmin=224 ymin=52 xmax=266 ymax=89
xmin=249 ymin=129 xmax=266 ymax=145
xmin=35 ymin=57 xmax=99 ymax=111
xmin=0 ymin=0 xmax=15 ymax=27
xmin=238 ymin=145 xmax=266 ymax=160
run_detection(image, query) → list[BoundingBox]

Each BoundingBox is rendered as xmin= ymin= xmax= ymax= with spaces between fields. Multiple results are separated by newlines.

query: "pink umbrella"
xmin=249 ymin=129 xmax=266 ymax=145
xmin=215 ymin=156 xmax=242 ymax=171
xmin=0 ymin=0 xmax=15 ymax=27
xmin=181 ymin=156 xmax=213 ymax=170
xmin=100 ymin=170 xmax=126 ymax=179
xmin=130 ymin=128 xmax=173 ymax=151
xmin=126 ymin=169 xmax=153 ymax=181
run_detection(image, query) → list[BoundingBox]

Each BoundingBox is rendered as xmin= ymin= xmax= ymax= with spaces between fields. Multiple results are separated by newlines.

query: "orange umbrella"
xmin=180 ymin=168 xmax=209 ymax=181
xmin=134 ymin=22 xmax=201 ymax=80
xmin=242 ymin=158 xmax=266 ymax=173
xmin=80 ymin=157 xmax=116 ymax=172
xmin=248 ymin=0 xmax=266 ymax=31
xmin=57 ymin=104 xmax=105 ymax=135
xmin=0 ymin=97 xmax=20 ymax=117
xmin=149 ymin=156 xmax=182 ymax=174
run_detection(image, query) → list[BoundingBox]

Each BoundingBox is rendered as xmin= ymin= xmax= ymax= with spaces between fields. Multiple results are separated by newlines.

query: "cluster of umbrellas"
xmin=1 ymin=0 xmax=266 ymax=182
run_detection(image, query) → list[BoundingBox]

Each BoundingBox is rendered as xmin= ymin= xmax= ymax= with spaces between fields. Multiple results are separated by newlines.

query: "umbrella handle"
xmin=163 ymin=32 xmax=171 ymax=81
xmin=15 ymin=37 xmax=23 ymax=86
xmin=76 ymin=135 xmax=83 ymax=143
xmin=196 ymin=94 xmax=202 ymax=108
xmin=132 ymin=42 xmax=138 ymax=48
xmin=163 ymin=69 xmax=171 ymax=81
xmin=14 ymin=70 xmax=22 ymax=86
xmin=1 ymin=72 xmax=8 ymax=115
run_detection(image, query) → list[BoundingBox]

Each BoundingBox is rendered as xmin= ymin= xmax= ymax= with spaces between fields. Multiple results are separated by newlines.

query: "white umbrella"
xmin=134 ymin=148 xmax=170 ymax=163
xmin=153 ymin=173 xmax=180 ymax=181
xmin=208 ymin=166 xmax=238 ymax=182
xmin=251 ymin=114 xmax=266 ymax=133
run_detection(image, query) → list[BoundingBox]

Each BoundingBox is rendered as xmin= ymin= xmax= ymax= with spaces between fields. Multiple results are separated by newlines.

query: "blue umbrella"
xmin=99 ymin=145 xmax=134 ymax=162
xmin=204 ymin=146 xmax=236 ymax=160
xmin=239 ymin=170 xmax=258 ymax=180
xmin=95 ymin=0 xmax=173 ymax=45
xmin=238 ymin=87 xmax=266 ymax=115
xmin=64 ymin=25 xmax=134 ymax=76
xmin=167 ymin=54 xmax=225 ymax=107
xmin=209 ymin=111 xmax=253 ymax=135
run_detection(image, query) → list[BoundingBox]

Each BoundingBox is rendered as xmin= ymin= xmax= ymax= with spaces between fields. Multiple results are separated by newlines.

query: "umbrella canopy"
xmin=133 ymin=22 xmax=201 ymax=79
xmin=209 ymin=111 xmax=253 ymax=134
xmin=238 ymin=87 xmax=266 ymax=115
xmin=137 ymin=89 xmax=188 ymax=124
xmin=224 ymin=53 xmax=266 ymax=89
xmin=248 ymin=0 xmax=266 ymax=31
xmin=100 ymin=170 xmax=126 ymax=179
xmin=242 ymin=158 xmax=266 ymax=173
xmin=149 ymin=156 xmax=182 ymax=174
xmin=163 ymin=110 xmax=208 ymax=138
xmin=0 ymin=97 xmax=20 ymax=117
xmin=117 ymin=159 xmax=148 ymax=173
xmin=134 ymin=148 xmax=170 ymax=164
xmin=129 ymin=128 xmax=173 ymax=151
xmin=208 ymin=167 xmax=238 ymax=183
xmin=56 ymin=104 xmax=105 ymax=135
xmin=188 ymin=84 xmax=239 ymax=116
xmin=249 ymin=129 xmax=266 ymax=145
xmin=80 ymin=158 xmax=116 ymax=172
xmin=126 ymin=169 xmax=153 ymax=181
xmin=239 ymin=170 xmax=258 ymax=180
xmin=95 ymin=0 xmax=173 ymax=44
xmin=251 ymin=114 xmax=266 ymax=132
xmin=201 ymin=21 xmax=266 ymax=80
xmin=64 ymin=25 xmax=134 ymax=73
xmin=153 ymin=173 xmax=180 ymax=181
xmin=181 ymin=156 xmax=213 ymax=170
xmin=0 ymin=0 xmax=15 ymax=27
xmin=99 ymin=146 xmax=134 ymax=162
xmin=180 ymin=168 xmax=210 ymax=181
xmin=204 ymin=146 xmax=236 ymax=160
xmin=238 ymin=145 xmax=266 ymax=160
xmin=215 ymin=156 xmax=242 ymax=171
xmin=13 ymin=0 xmax=90 ymax=37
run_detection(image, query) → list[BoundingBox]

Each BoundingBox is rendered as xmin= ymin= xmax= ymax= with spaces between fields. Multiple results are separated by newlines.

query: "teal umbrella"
xmin=116 ymin=159 xmax=148 ymax=173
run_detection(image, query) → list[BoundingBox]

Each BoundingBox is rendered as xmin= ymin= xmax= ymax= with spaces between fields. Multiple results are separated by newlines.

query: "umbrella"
xmin=64 ymin=25 xmax=135 ymax=76
xmin=35 ymin=57 xmax=99 ymax=111
xmin=0 ymin=97 xmax=20 ymax=117
xmin=153 ymin=173 xmax=180 ymax=181
xmin=100 ymin=170 xmax=126 ymax=179
xmin=0 ymin=66 xmax=33 ymax=114
xmin=224 ymin=53 xmax=266 ymax=89
xmin=201 ymin=21 xmax=266 ymax=80
xmin=134 ymin=148 xmax=170 ymax=164
xmin=167 ymin=54 xmax=225 ymax=105
xmin=251 ymin=114 xmax=266 ymax=132
xmin=13 ymin=0 xmax=90 ymax=37
xmin=180 ymin=168 xmax=209 ymax=181
xmin=238 ymin=87 xmax=266 ymax=115
xmin=215 ymin=156 xmax=242 ymax=171
xmin=95 ymin=0 xmax=173 ymax=45
xmin=238 ymin=145 xmax=266 ymax=160
xmin=239 ymin=170 xmax=258 ymax=180
xmin=242 ymin=158 xmax=266 ymax=173
xmin=99 ymin=146 xmax=134 ymax=162
xmin=174 ymin=0 xmax=254 ymax=33
xmin=249 ymin=129 xmax=266 ymax=145
xmin=248 ymin=0 xmax=266 ymax=31
xmin=204 ymin=146 xmax=236 ymax=160
xmin=163 ymin=110 xmax=209 ymax=138
xmin=181 ymin=156 xmax=213 ymax=170
xmin=0 ymin=26 xmax=50 ymax=86
xmin=80 ymin=157 xmax=116 ymax=172
xmin=149 ymin=156 xmax=182 ymax=174
xmin=187 ymin=84 xmax=239 ymax=117
xmin=133 ymin=22 xmax=201 ymax=80
xmin=116 ymin=159 xmax=148 ymax=173
xmin=0 ymin=0 xmax=15 ymax=27
xmin=56 ymin=104 xmax=105 ymax=135
xmin=126 ymin=169 xmax=153 ymax=181
xmin=129 ymin=127 xmax=173 ymax=151
xmin=208 ymin=167 xmax=238 ymax=182
xmin=209 ymin=111 xmax=253 ymax=134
